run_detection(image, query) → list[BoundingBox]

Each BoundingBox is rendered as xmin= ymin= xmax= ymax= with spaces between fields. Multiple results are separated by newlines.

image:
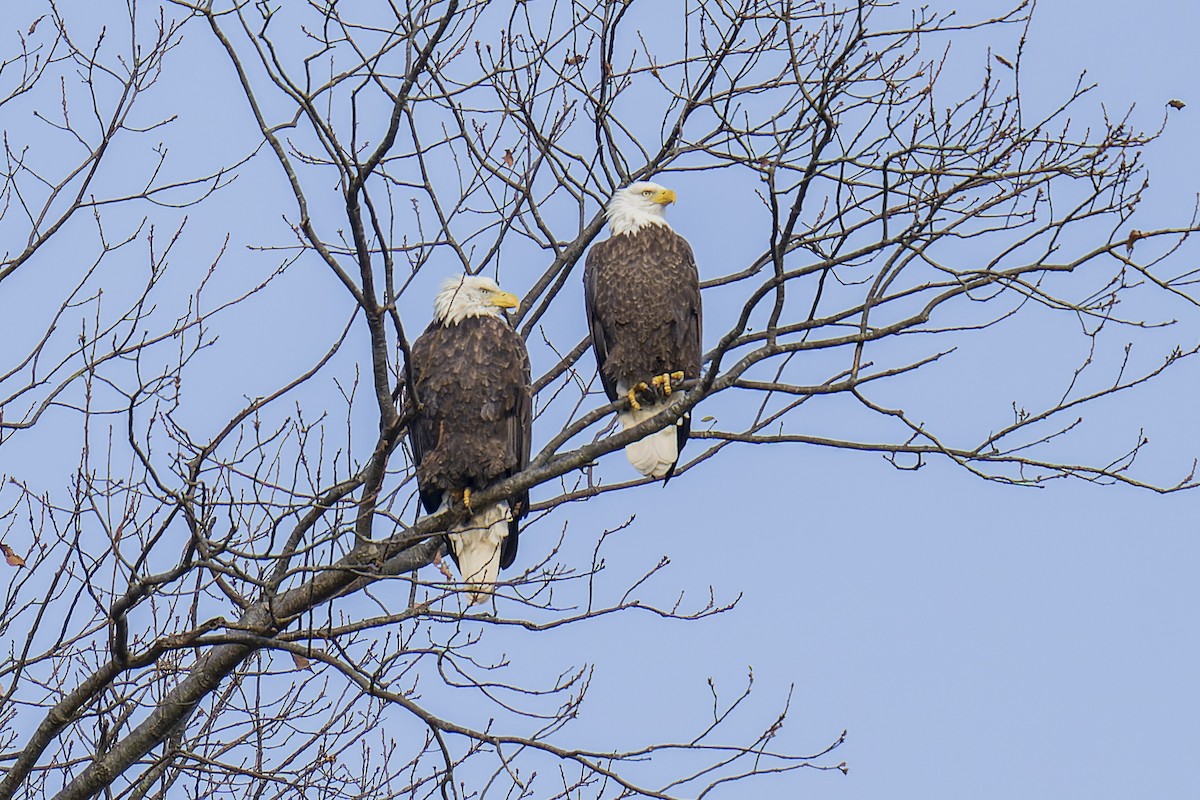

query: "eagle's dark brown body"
xmin=584 ymin=223 xmax=702 ymax=475
xmin=407 ymin=313 xmax=531 ymax=569
xmin=584 ymin=224 xmax=702 ymax=393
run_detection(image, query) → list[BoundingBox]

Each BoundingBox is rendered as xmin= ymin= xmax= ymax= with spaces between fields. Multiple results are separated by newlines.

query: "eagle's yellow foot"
xmin=450 ymin=487 xmax=474 ymax=513
xmin=651 ymin=371 xmax=687 ymax=397
xmin=626 ymin=383 xmax=651 ymax=411
xmin=651 ymin=373 xmax=670 ymax=396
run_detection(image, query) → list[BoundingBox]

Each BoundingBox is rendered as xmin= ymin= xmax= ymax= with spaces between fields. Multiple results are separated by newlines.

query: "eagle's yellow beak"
xmin=490 ymin=291 xmax=520 ymax=309
xmin=654 ymin=188 xmax=677 ymax=205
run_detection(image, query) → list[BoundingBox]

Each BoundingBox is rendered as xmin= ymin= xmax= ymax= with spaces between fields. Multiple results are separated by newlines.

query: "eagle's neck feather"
xmin=605 ymin=199 xmax=673 ymax=237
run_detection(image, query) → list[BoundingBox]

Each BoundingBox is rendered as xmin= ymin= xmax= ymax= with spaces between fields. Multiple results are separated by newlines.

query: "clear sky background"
xmin=690 ymin=3 xmax=1196 ymax=796
xmin=3 ymin=1 xmax=1199 ymax=797
xmin=555 ymin=3 xmax=1200 ymax=798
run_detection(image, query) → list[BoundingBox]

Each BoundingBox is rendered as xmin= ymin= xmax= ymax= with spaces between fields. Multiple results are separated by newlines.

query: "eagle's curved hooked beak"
xmin=654 ymin=188 xmax=677 ymax=206
xmin=490 ymin=291 xmax=520 ymax=309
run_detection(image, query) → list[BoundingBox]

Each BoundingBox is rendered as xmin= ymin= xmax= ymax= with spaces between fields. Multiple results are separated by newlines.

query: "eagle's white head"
xmin=605 ymin=181 xmax=677 ymax=236
xmin=433 ymin=275 xmax=520 ymax=326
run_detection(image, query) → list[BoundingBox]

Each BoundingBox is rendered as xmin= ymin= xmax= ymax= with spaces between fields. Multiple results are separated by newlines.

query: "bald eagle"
xmin=407 ymin=275 xmax=532 ymax=605
xmin=584 ymin=181 xmax=702 ymax=480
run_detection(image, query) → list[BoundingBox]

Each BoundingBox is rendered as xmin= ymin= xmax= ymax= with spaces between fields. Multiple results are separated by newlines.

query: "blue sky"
xmin=617 ymin=3 xmax=1200 ymax=796
xmin=546 ymin=3 xmax=1200 ymax=797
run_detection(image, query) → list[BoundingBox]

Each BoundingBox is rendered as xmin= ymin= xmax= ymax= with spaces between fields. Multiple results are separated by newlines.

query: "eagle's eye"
xmin=641 ymin=190 xmax=652 ymax=197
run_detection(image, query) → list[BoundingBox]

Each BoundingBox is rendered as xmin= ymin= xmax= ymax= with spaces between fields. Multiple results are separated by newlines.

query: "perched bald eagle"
xmin=407 ymin=275 xmax=532 ymax=605
xmin=584 ymin=181 xmax=702 ymax=480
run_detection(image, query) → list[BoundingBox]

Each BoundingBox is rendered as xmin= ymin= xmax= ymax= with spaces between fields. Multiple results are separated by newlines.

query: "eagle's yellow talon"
xmin=626 ymin=387 xmax=642 ymax=411
xmin=651 ymin=371 xmax=686 ymax=397
xmin=457 ymin=487 xmax=473 ymax=513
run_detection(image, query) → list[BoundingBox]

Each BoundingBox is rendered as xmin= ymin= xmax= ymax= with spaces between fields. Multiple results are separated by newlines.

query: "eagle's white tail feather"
xmin=617 ymin=405 xmax=679 ymax=479
xmin=446 ymin=501 xmax=511 ymax=605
